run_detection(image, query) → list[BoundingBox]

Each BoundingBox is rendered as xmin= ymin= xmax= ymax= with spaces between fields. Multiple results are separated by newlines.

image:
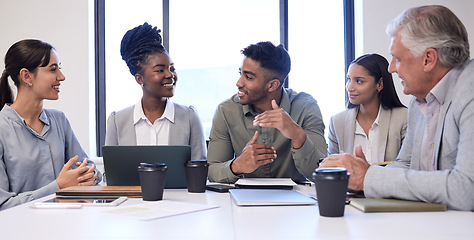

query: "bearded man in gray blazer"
xmin=320 ymin=5 xmax=474 ymax=211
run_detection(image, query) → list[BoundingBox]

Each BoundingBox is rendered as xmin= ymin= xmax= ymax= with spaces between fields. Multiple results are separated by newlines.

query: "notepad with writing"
xmin=56 ymin=186 xmax=142 ymax=198
xmin=350 ymin=198 xmax=447 ymax=213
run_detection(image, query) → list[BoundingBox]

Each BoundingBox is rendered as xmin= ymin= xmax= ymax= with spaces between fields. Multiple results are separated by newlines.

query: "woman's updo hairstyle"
xmin=120 ymin=22 xmax=167 ymax=76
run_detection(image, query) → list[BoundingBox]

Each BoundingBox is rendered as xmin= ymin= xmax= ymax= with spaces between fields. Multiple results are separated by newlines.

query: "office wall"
xmin=355 ymin=0 xmax=474 ymax=106
xmin=0 ymin=0 xmax=95 ymax=156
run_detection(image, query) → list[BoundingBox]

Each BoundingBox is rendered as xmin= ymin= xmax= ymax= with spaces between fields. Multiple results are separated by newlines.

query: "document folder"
xmin=56 ymin=186 xmax=142 ymax=198
xmin=350 ymin=198 xmax=447 ymax=212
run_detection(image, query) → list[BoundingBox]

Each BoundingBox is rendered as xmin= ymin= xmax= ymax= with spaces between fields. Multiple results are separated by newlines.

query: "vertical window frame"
xmin=95 ymin=0 xmax=106 ymax=156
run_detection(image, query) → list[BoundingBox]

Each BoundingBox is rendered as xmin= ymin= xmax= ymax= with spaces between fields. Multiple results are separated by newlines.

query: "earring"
xmin=28 ymin=82 xmax=32 ymax=87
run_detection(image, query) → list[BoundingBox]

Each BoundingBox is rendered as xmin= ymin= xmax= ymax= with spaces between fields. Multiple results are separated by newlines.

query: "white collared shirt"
xmin=353 ymin=106 xmax=382 ymax=165
xmin=133 ymin=99 xmax=175 ymax=145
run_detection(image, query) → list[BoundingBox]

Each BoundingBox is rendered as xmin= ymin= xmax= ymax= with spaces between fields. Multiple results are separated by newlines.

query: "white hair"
xmin=386 ymin=5 xmax=469 ymax=68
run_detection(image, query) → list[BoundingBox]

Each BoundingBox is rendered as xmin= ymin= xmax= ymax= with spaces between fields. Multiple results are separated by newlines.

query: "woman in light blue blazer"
xmin=105 ymin=23 xmax=206 ymax=161
xmin=328 ymin=54 xmax=407 ymax=164
xmin=0 ymin=39 xmax=100 ymax=209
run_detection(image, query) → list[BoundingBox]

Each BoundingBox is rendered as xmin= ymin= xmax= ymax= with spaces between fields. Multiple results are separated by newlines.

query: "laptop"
xmin=229 ymin=189 xmax=317 ymax=206
xmin=102 ymin=145 xmax=191 ymax=188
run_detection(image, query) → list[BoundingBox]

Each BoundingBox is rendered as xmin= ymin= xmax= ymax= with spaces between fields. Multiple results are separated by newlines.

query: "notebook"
xmin=234 ymin=178 xmax=297 ymax=190
xmin=350 ymin=198 xmax=447 ymax=213
xmin=229 ymin=189 xmax=317 ymax=206
xmin=102 ymin=145 xmax=191 ymax=188
xmin=56 ymin=186 xmax=142 ymax=198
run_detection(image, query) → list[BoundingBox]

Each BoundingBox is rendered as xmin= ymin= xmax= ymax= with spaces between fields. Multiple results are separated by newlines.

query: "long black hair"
xmin=120 ymin=22 xmax=167 ymax=76
xmin=0 ymin=39 xmax=53 ymax=108
xmin=347 ymin=53 xmax=405 ymax=109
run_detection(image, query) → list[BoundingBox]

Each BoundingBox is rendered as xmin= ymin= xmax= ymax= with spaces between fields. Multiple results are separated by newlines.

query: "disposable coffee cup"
xmin=184 ymin=160 xmax=209 ymax=193
xmin=138 ymin=162 xmax=167 ymax=201
xmin=312 ymin=167 xmax=350 ymax=217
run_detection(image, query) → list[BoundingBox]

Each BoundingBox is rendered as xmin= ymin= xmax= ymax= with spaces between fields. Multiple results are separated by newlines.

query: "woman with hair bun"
xmin=105 ymin=23 xmax=206 ymax=161
xmin=328 ymin=53 xmax=407 ymax=164
xmin=0 ymin=39 xmax=101 ymax=210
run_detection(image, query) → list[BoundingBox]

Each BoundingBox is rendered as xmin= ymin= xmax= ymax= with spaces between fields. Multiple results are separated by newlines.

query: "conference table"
xmin=0 ymin=184 xmax=473 ymax=240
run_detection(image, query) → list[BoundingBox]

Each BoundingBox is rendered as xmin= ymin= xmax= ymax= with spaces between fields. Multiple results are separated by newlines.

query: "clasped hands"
xmin=318 ymin=146 xmax=371 ymax=192
xmin=57 ymin=155 xmax=98 ymax=189
xmin=231 ymin=99 xmax=306 ymax=175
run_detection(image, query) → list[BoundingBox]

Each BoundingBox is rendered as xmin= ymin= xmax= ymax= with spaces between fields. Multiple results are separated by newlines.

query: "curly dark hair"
xmin=120 ymin=22 xmax=167 ymax=76
xmin=241 ymin=41 xmax=291 ymax=85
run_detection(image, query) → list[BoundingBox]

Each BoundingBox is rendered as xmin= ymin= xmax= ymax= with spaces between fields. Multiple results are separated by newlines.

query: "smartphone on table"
xmin=206 ymin=184 xmax=236 ymax=193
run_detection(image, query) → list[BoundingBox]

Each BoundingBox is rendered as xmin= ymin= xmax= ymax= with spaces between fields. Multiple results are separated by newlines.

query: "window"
xmin=96 ymin=0 xmax=352 ymax=154
xmin=169 ymin=0 xmax=279 ymax=137
xmin=104 ymin=0 xmax=163 ymax=119
xmin=288 ymin=1 xmax=346 ymax=131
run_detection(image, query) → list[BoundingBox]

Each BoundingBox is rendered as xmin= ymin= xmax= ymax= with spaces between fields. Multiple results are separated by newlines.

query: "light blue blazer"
xmin=328 ymin=106 xmax=407 ymax=162
xmin=105 ymin=103 xmax=206 ymax=161
xmin=364 ymin=59 xmax=474 ymax=210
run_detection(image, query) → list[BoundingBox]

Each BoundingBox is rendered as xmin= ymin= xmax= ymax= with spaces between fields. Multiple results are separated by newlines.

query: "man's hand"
xmin=231 ymin=131 xmax=277 ymax=175
xmin=319 ymin=146 xmax=370 ymax=192
xmin=253 ymin=99 xmax=306 ymax=149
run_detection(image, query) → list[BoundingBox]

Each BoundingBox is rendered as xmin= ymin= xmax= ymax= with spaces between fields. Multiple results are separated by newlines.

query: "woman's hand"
xmin=57 ymin=156 xmax=97 ymax=189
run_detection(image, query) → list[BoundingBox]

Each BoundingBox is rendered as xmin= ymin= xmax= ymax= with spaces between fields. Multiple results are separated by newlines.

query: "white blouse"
xmin=353 ymin=106 xmax=382 ymax=164
xmin=133 ymin=99 xmax=174 ymax=145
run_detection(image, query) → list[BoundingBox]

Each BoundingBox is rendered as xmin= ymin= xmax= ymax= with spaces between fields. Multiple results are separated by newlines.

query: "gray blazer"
xmin=364 ymin=59 xmax=474 ymax=211
xmin=105 ymin=103 xmax=206 ymax=161
xmin=328 ymin=106 xmax=407 ymax=162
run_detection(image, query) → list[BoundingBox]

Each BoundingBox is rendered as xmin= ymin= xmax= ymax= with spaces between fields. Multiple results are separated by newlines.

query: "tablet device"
xmin=32 ymin=197 xmax=127 ymax=208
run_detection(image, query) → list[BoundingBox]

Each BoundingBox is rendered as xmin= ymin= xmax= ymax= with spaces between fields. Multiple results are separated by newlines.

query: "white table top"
xmin=1 ymin=185 xmax=473 ymax=240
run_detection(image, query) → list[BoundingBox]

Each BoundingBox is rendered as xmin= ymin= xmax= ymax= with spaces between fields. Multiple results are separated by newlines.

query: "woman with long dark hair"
xmin=0 ymin=39 xmax=100 ymax=210
xmin=328 ymin=53 xmax=407 ymax=164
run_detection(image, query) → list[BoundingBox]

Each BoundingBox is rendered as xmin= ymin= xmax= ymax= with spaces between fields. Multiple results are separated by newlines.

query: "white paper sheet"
xmin=103 ymin=200 xmax=219 ymax=221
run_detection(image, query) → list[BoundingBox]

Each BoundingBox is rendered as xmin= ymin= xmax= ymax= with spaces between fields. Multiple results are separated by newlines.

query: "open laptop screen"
xmin=102 ymin=145 xmax=191 ymax=188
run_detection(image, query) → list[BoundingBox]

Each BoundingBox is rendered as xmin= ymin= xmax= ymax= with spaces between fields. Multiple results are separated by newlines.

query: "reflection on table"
xmin=0 ymin=185 xmax=473 ymax=240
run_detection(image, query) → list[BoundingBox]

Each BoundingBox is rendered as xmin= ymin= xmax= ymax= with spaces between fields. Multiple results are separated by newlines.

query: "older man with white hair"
xmin=320 ymin=5 xmax=474 ymax=211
